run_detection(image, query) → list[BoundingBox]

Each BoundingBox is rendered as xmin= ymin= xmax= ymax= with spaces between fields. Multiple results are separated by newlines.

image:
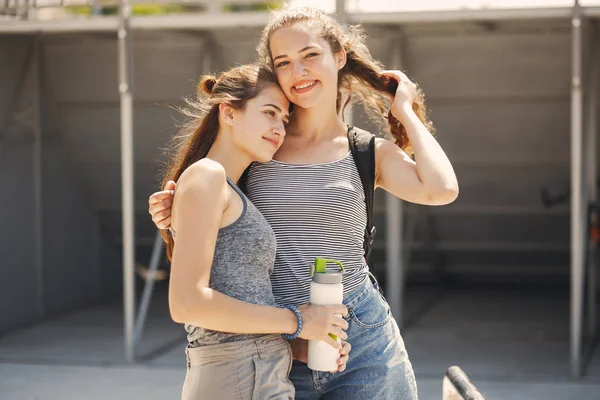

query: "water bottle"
xmin=307 ymin=257 xmax=345 ymax=372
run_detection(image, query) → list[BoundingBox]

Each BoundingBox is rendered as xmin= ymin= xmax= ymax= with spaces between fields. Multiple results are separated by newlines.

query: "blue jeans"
xmin=290 ymin=275 xmax=418 ymax=399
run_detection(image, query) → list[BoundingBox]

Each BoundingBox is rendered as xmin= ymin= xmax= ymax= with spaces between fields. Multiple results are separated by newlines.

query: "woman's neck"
xmin=288 ymin=102 xmax=346 ymax=140
xmin=205 ymin=134 xmax=252 ymax=184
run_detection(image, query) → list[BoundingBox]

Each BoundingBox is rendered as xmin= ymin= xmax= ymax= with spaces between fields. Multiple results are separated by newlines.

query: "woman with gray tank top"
xmin=162 ymin=63 xmax=351 ymax=400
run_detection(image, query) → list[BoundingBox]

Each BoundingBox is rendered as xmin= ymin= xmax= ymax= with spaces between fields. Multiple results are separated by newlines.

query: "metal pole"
xmin=442 ymin=366 xmax=485 ymax=400
xmin=134 ymin=231 xmax=164 ymax=346
xmin=335 ymin=0 xmax=353 ymax=124
xmin=26 ymin=0 xmax=37 ymax=21
xmin=587 ymin=23 xmax=599 ymax=339
xmin=92 ymin=217 xmax=101 ymax=300
xmin=33 ymin=36 xmax=44 ymax=319
xmin=386 ymin=195 xmax=403 ymax=323
xmin=403 ymin=205 xmax=418 ymax=271
xmin=118 ymin=0 xmax=135 ymax=363
xmin=571 ymin=0 xmax=585 ymax=378
xmin=336 ymin=0 xmax=346 ymax=24
xmin=385 ymin=28 xmax=406 ymax=325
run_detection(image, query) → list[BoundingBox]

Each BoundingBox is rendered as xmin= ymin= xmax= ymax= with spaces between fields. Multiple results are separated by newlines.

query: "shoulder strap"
xmin=237 ymin=163 xmax=253 ymax=195
xmin=347 ymin=126 xmax=376 ymax=265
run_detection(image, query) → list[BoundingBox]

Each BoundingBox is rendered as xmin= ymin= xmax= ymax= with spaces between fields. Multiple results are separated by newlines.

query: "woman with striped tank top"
xmin=162 ymin=63 xmax=351 ymax=400
xmin=150 ymin=7 xmax=458 ymax=400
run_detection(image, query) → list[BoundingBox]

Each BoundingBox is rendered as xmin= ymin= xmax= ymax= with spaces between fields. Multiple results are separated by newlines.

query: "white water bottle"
xmin=307 ymin=257 xmax=345 ymax=372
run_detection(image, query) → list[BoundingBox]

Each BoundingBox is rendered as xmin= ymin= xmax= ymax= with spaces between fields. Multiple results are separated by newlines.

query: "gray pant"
xmin=182 ymin=334 xmax=295 ymax=400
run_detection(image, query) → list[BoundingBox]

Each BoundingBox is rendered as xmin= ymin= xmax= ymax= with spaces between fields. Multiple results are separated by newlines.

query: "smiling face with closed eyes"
xmin=226 ymin=83 xmax=290 ymax=163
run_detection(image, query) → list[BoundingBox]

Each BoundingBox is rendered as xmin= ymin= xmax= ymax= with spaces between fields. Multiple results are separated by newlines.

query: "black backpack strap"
xmin=237 ymin=163 xmax=252 ymax=195
xmin=347 ymin=126 xmax=376 ymax=265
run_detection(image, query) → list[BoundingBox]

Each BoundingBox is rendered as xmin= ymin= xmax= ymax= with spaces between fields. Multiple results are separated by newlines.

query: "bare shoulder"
xmin=170 ymin=159 xmax=229 ymax=237
xmin=177 ymin=158 xmax=227 ymax=198
xmin=374 ymin=137 xmax=411 ymax=159
xmin=374 ymin=137 xmax=389 ymax=153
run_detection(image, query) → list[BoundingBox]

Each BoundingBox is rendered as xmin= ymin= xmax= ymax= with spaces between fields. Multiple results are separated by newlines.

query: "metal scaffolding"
xmin=587 ymin=21 xmax=600 ymax=344
xmin=32 ymin=36 xmax=44 ymax=322
xmin=570 ymin=0 xmax=585 ymax=377
xmin=571 ymin=0 xmax=600 ymax=377
xmin=117 ymin=0 xmax=135 ymax=363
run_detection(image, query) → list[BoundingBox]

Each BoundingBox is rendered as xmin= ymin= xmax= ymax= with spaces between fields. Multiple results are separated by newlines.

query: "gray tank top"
xmin=179 ymin=176 xmax=278 ymax=347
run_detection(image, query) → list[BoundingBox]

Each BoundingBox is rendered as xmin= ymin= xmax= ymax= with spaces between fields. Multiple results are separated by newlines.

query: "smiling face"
xmin=269 ymin=23 xmax=345 ymax=110
xmin=229 ymin=83 xmax=290 ymax=163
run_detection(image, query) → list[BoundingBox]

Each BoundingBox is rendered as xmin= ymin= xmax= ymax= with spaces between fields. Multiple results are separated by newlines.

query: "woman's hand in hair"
xmin=375 ymin=69 xmax=459 ymax=206
xmin=382 ymin=70 xmax=418 ymax=124
xmin=149 ymin=180 xmax=176 ymax=229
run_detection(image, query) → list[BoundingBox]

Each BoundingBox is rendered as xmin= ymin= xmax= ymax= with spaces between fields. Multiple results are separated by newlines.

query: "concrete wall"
xmin=0 ymin=36 xmax=41 ymax=332
xmin=0 ymin=143 xmax=39 ymax=332
xmin=0 ymin=36 xmax=121 ymax=333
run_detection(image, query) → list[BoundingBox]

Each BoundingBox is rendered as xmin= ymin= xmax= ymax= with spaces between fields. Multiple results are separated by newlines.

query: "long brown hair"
xmin=257 ymin=6 xmax=434 ymax=155
xmin=161 ymin=63 xmax=278 ymax=260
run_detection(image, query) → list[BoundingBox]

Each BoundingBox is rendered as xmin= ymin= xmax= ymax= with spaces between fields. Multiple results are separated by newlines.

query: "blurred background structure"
xmin=2 ymin=1 xmax=600 ymax=399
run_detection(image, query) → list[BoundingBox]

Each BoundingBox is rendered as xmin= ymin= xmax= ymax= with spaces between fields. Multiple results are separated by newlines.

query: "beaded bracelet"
xmin=279 ymin=304 xmax=303 ymax=340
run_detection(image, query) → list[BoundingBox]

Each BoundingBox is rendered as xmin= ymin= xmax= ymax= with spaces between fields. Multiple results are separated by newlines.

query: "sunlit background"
xmin=1 ymin=1 xmax=600 ymax=399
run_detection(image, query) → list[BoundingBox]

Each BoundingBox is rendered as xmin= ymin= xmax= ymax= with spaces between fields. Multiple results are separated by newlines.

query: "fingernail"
xmin=169 ymin=190 xmax=175 ymax=196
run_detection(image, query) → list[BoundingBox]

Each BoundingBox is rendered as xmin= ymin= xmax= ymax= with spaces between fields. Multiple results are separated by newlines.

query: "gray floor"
xmin=1 ymin=283 xmax=599 ymax=400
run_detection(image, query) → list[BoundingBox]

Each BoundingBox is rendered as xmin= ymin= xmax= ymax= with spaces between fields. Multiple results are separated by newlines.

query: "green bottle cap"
xmin=312 ymin=257 xmax=345 ymax=274
xmin=309 ymin=257 xmax=345 ymax=284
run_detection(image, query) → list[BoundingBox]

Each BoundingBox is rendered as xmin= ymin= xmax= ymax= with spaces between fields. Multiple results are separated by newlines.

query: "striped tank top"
xmin=246 ymin=151 xmax=369 ymax=307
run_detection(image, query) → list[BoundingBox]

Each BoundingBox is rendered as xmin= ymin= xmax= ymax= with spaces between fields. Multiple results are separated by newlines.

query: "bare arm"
xmin=375 ymin=71 xmax=458 ymax=205
xmin=168 ymin=160 xmax=347 ymax=345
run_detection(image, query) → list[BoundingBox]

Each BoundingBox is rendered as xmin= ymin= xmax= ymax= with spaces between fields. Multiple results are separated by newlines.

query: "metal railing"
xmin=0 ymin=0 xmax=281 ymax=20
xmin=442 ymin=366 xmax=485 ymax=400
